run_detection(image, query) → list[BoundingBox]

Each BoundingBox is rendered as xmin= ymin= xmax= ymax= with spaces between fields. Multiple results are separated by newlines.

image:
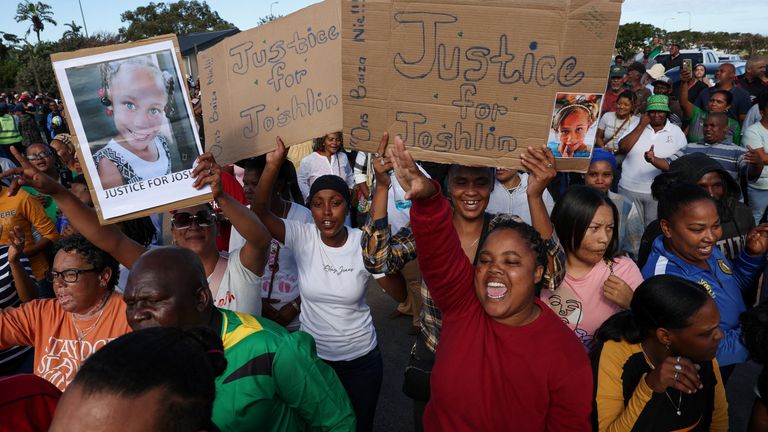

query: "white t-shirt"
xmin=284 ymin=219 xmax=378 ymax=361
xmin=597 ymin=113 xmax=640 ymax=152
xmin=618 ymin=120 xmax=687 ymax=194
xmin=297 ymin=151 xmax=355 ymax=201
xmin=211 ymin=250 xmax=262 ymax=317
xmin=744 ymin=122 xmax=768 ymax=190
xmin=486 ymin=173 xmax=554 ymax=224
xmin=229 ymin=203 xmax=313 ymax=331
xmin=97 ymin=137 xmax=170 ymax=181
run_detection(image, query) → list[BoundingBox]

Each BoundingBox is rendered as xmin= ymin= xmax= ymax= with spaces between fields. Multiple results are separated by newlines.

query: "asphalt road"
xmin=365 ymin=282 xmax=761 ymax=432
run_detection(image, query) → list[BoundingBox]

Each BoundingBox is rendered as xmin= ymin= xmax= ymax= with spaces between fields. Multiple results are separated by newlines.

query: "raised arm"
xmin=193 ymin=153 xmax=270 ymax=276
xmin=618 ymin=114 xmax=650 ymax=154
xmin=250 ymin=138 xmax=288 ymax=244
xmin=2 ymin=226 xmax=37 ymax=302
xmin=1 ymin=147 xmax=146 ymax=268
xmin=643 ymin=145 xmax=671 ymax=171
xmin=678 ymin=69 xmax=695 ymax=119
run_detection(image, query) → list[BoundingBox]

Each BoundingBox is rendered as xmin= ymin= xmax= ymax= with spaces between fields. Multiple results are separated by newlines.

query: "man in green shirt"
xmin=124 ymin=247 xmax=356 ymax=431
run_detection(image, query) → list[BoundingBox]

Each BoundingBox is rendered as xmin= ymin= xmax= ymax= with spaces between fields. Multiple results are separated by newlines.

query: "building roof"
xmin=178 ymin=28 xmax=239 ymax=56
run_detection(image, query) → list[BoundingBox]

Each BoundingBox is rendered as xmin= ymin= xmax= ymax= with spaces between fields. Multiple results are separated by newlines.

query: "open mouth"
xmin=321 ymin=220 xmax=335 ymax=228
xmin=697 ymin=245 xmax=713 ymax=255
xmin=462 ymin=200 xmax=481 ymax=211
xmin=486 ymin=281 xmax=508 ymax=300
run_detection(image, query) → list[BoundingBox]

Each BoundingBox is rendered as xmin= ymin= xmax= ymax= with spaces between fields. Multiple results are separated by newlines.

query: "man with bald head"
xmin=124 ymin=247 xmax=356 ymax=431
xmin=736 ymin=56 xmax=768 ymax=104
xmin=695 ymin=63 xmax=753 ymax=123
xmin=645 ymin=112 xmax=764 ymax=182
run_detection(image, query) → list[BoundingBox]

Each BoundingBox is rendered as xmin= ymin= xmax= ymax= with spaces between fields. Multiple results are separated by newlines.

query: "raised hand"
xmin=0 ymin=146 xmax=62 ymax=196
xmin=645 ymin=355 xmax=702 ymax=395
xmin=521 ymin=146 xmax=556 ymax=198
xmin=745 ymin=224 xmax=768 ymax=256
xmin=267 ymin=137 xmax=288 ymax=167
xmin=192 ymin=152 xmax=222 ymax=198
xmin=0 ymin=225 xmax=26 ymax=263
xmin=387 ymin=135 xmax=435 ymax=201
xmin=372 ymin=132 xmax=393 ymax=189
xmin=644 ymin=145 xmax=656 ymax=164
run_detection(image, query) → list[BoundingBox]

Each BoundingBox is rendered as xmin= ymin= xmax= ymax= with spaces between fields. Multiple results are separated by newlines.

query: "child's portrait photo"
xmin=547 ymin=93 xmax=603 ymax=159
xmin=53 ymin=38 xmax=209 ymax=221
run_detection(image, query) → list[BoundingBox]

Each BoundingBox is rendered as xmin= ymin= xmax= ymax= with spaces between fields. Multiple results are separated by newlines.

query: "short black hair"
xmin=551 ymin=185 xmax=619 ymax=261
xmin=72 ymin=326 xmax=227 ymax=432
xmin=617 ymin=90 xmax=637 ymax=105
xmin=595 ymin=275 xmax=711 ymax=347
xmin=482 ymin=216 xmax=547 ymax=293
xmin=704 ymin=111 xmax=729 ymax=127
xmin=54 ymin=234 xmax=120 ymax=290
xmin=710 ymin=89 xmax=733 ymax=106
xmin=657 ymin=182 xmax=714 ymax=224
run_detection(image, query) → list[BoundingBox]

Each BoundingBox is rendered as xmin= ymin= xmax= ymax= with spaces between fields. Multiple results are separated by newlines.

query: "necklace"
xmin=665 ymin=389 xmax=683 ymax=416
xmin=70 ymin=292 xmax=110 ymax=343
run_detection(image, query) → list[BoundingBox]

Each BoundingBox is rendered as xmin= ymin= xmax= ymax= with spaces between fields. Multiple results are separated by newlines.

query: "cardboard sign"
xmin=51 ymin=35 xmax=212 ymax=223
xmin=341 ymin=0 xmax=621 ymax=172
xmin=198 ymin=0 xmax=343 ymax=164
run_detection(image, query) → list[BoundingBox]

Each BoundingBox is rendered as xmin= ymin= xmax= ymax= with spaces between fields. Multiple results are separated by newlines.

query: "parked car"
xmin=664 ymin=61 xmax=746 ymax=86
xmin=654 ymin=48 xmax=720 ymax=67
xmin=718 ymin=54 xmax=743 ymax=62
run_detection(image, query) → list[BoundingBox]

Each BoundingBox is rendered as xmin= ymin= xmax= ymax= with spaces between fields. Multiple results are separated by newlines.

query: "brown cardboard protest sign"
xmin=198 ymin=0 xmax=343 ymax=164
xmin=341 ymin=0 xmax=621 ymax=172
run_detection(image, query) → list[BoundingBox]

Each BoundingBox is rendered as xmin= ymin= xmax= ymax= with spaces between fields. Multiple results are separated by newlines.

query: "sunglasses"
xmin=27 ymin=151 xmax=53 ymax=161
xmin=171 ymin=210 xmax=215 ymax=230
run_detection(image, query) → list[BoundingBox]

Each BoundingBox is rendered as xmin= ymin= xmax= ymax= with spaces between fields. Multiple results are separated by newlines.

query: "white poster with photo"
xmin=52 ymin=37 xmax=210 ymax=222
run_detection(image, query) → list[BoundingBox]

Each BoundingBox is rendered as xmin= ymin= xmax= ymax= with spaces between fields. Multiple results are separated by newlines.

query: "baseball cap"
xmin=610 ymin=66 xmax=627 ymax=78
xmin=652 ymin=75 xmax=672 ymax=87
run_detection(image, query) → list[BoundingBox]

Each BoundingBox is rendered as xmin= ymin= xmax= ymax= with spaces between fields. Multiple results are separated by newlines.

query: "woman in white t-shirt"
xmin=595 ymin=90 xmax=639 ymax=154
xmin=252 ymin=138 xmax=406 ymax=432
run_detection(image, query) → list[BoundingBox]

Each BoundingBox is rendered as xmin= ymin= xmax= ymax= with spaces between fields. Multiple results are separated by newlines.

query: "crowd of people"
xmin=0 ymin=38 xmax=766 ymax=432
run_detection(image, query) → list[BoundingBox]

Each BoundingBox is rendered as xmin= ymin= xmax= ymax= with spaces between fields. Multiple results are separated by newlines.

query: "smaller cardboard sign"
xmin=51 ymin=35 xmax=211 ymax=223
xmin=341 ymin=0 xmax=621 ymax=172
xmin=198 ymin=0 xmax=343 ymax=164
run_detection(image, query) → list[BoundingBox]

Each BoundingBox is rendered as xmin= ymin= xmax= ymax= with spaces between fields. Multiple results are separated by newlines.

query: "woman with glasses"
xmin=0 ymin=234 xmax=131 ymax=391
xmin=1 ymin=146 xmax=272 ymax=317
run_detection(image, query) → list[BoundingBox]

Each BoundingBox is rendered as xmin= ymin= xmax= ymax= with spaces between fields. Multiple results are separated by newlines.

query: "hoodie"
xmin=642 ymin=235 xmax=765 ymax=366
xmin=637 ymin=152 xmax=756 ymax=268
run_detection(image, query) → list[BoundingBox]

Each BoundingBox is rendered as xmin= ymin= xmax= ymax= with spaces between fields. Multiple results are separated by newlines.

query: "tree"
xmin=0 ymin=32 xmax=21 ymax=60
xmin=258 ymin=14 xmax=282 ymax=26
xmin=62 ymin=21 xmax=83 ymax=40
xmin=119 ymin=0 xmax=237 ymax=41
xmin=615 ymin=22 xmax=663 ymax=59
xmin=15 ymin=1 xmax=57 ymax=44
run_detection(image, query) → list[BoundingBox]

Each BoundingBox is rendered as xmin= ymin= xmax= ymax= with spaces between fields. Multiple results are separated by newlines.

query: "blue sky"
xmin=3 ymin=0 xmax=765 ymax=43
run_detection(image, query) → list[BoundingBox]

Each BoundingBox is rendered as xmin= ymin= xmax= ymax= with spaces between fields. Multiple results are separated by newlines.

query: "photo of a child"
xmin=547 ymin=93 xmax=603 ymax=159
xmin=94 ymin=56 xmax=174 ymax=188
xmin=52 ymin=38 xmax=209 ymax=221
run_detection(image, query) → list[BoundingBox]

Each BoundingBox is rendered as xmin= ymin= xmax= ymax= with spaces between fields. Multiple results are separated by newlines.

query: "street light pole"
xmin=677 ymin=11 xmax=691 ymax=31
xmin=78 ymin=0 xmax=89 ymax=37
xmin=270 ymin=1 xmax=279 ymax=17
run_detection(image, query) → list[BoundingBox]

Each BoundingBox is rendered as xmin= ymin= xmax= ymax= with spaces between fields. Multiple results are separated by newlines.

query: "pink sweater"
xmin=411 ymin=187 xmax=593 ymax=432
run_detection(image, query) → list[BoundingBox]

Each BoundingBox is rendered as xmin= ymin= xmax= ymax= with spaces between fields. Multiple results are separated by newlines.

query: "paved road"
xmin=366 ymin=282 xmax=761 ymax=431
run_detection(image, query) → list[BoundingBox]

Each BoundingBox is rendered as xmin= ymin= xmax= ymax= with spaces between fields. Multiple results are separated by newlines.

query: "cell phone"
xmin=682 ymin=59 xmax=692 ymax=71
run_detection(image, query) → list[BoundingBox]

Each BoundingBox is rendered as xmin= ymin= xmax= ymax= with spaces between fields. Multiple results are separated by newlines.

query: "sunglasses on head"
xmin=171 ymin=210 xmax=215 ymax=230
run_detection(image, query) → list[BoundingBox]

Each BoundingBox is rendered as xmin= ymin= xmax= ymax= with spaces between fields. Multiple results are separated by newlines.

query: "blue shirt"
xmin=546 ymin=141 xmax=591 ymax=158
xmin=642 ymin=235 xmax=765 ymax=366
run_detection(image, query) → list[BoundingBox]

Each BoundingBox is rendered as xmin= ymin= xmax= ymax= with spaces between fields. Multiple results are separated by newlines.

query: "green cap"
xmin=646 ymin=94 xmax=671 ymax=112
xmin=609 ymin=66 xmax=627 ymax=78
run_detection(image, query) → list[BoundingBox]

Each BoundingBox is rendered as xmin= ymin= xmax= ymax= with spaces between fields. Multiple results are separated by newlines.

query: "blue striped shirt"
xmin=0 ymin=246 xmax=33 ymax=370
xmin=666 ymin=140 xmax=746 ymax=180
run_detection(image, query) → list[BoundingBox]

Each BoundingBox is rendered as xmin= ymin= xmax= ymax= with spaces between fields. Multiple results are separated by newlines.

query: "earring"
xmin=665 ymin=343 xmax=670 ymax=351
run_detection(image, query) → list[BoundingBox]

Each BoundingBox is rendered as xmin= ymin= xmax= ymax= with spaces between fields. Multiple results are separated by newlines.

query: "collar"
xmin=208 ymin=307 xmax=224 ymax=336
xmin=652 ymin=235 xmax=719 ymax=277
xmin=646 ymin=119 xmax=671 ymax=133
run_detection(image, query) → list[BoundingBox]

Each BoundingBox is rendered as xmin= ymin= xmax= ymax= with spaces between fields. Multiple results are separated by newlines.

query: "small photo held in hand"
xmin=547 ymin=92 xmax=603 ymax=159
xmin=52 ymin=37 xmax=210 ymax=222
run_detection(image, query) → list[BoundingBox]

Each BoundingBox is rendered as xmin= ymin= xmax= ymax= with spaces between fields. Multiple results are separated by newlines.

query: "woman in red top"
xmin=386 ymin=137 xmax=593 ymax=431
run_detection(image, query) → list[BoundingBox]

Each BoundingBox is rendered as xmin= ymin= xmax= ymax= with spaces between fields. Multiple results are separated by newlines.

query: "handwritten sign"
xmin=198 ymin=0 xmax=343 ymax=164
xmin=341 ymin=0 xmax=621 ymax=172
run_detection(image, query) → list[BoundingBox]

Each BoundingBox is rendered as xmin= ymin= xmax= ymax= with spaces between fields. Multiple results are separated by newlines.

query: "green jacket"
xmin=0 ymin=114 xmax=21 ymax=145
xmin=212 ymin=308 xmax=355 ymax=431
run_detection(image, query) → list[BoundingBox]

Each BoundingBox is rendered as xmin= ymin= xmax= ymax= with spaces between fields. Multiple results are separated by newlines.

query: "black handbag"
xmin=402 ymin=335 xmax=435 ymax=401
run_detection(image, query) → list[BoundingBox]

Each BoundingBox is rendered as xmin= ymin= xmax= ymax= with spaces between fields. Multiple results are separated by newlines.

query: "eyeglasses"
xmin=171 ymin=210 xmax=215 ymax=230
xmin=46 ymin=268 xmax=99 ymax=283
xmin=27 ymin=151 xmax=52 ymax=161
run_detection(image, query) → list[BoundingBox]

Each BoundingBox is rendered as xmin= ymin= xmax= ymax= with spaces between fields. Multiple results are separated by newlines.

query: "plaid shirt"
xmin=361 ymin=214 xmax=565 ymax=353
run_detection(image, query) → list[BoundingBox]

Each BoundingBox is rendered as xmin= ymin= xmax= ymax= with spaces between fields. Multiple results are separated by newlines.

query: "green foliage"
xmin=62 ymin=21 xmax=83 ymax=40
xmin=258 ymin=14 xmax=282 ymax=26
xmin=615 ymin=22 xmax=662 ymax=59
xmin=0 ymin=59 xmax=21 ymax=90
xmin=118 ymin=0 xmax=237 ymax=41
xmin=15 ymin=1 xmax=57 ymax=43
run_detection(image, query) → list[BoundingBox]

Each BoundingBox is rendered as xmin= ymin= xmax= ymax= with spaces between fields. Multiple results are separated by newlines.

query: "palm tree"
xmin=63 ymin=21 xmax=83 ymax=39
xmin=15 ymin=1 xmax=57 ymax=44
